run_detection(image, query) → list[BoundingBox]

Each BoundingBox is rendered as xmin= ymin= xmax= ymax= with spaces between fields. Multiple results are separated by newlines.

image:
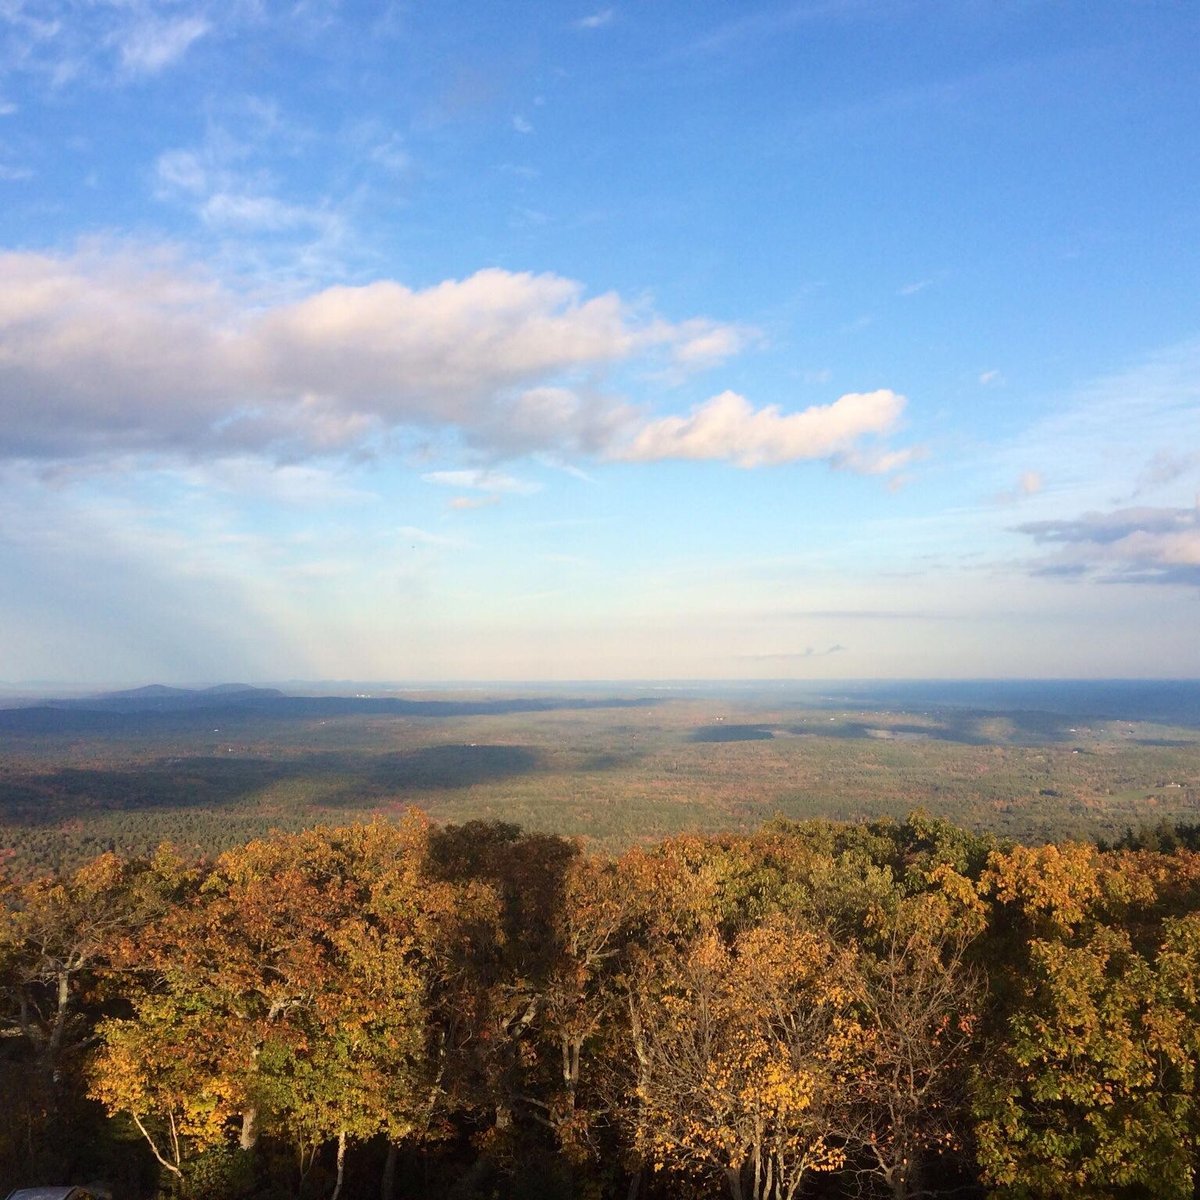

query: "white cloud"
xmin=201 ymin=191 xmax=336 ymax=234
xmin=0 ymin=249 xmax=650 ymax=460
xmin=181 ymin=458 xmax=378 ymax=506
xmin=155 ymin=147 xmax=211 ymax=194
xmin=0 ymin=1 xmax=223 ymax=88
xmin=575 ymin=8 xmax=615 ymax=29
xmin=512 ymin=114 xmax=533 ymax=134
xmin=422 ymin=469 xmax=540 ymax=495
xmin=156 ymin=140 xmax=341 ymax=240
xmin=664 ymin=318 xmax=758 ymax=371
xmin=0 ymin=246 xmax=904 ymax=476
xmin=836 ymin=445 xmax=923 ymax=476
xmin=618 ymin=389 xmax=909 ymax=470
xmin=979 ymin=369 xmax=1002 ymax=385
xmin=117 ymin=15 xmax=209 ymax=75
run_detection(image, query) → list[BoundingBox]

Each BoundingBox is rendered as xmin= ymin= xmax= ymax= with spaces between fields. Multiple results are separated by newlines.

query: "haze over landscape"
xmin=1 ymin=0 xmax=1197 ymax=684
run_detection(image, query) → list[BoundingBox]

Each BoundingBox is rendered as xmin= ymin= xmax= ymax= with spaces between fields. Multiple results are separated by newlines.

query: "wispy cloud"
xmin=156 ymin=142 xmax=342 ymax=238
xmin=575 ymin=8 xmax=615 ymax=30
xmin=117 ymin=14 xmax=209 ymax=76
xmin=422 ymin=470 xmax=540 ymax=495
xmin=1 ymin=1 xmax=219 ymax=89
xmin=672 ymin=1 xmax=870 ymax=62
xmin=1132 ymin=449 xmax=1200 ymax=497
xmin=994 ymin=469 xmax=1043 ymax=505
xmin=741 ymin=644 xmax=847 ymax=660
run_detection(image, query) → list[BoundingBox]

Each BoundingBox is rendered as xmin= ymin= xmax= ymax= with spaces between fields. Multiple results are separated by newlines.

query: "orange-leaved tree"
xmin=90 ymin=816 xmax=486 ymax=1196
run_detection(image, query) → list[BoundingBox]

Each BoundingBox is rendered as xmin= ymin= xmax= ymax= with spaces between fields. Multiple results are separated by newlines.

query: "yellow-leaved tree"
xmin=628 ymin=912 xmax=853 ymax=1200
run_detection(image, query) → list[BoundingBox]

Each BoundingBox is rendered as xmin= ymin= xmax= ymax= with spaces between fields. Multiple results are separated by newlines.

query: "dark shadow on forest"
xmin=0 ymin=744 xmax=546 ymax=825
xmin=782 ymin=708 xmax=1092 ymax=746
xmin=786 ymin=720 xmax=990 ymax=746
xmin=691 ymin=725 xmax=776 ymax=743
xmin=365 ymin=745 xmax=540 ymax=791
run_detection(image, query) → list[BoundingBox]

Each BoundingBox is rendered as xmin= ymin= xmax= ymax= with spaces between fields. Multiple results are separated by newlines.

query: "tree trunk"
xmin=45 ymin=970 xmax=70 ymax=1078
xmin=725 ymin=1165 xmax=745 ymax=1200
xmin=330 ymin=1130 xmax=346 ymax=1200
xmin=239 ymin=1107 xmax=259 ymax=1151
xmin=625 ymin=1166 xmax=642 ymax=1200
xmin=381 ymin=1142 xmax=397 ymax=1200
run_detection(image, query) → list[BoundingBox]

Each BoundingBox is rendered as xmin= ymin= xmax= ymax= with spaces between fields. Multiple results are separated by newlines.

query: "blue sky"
xmin=1 ymin=0 xmax=1198 ymax=684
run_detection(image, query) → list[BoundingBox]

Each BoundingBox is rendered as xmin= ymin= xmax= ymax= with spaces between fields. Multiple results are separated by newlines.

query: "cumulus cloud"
xmin=617 ymin=389 xmax=908 ymax=469
xmin=0 ymin=246 xmax=909 ymax=476
xmin=0 ymin=248 xmax=741 ymax=460
xmin=1015 ymin=504 xmax=1200 ymax=586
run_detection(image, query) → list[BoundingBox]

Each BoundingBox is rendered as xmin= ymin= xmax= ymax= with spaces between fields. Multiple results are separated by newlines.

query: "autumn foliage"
xmin=2 ymin=812 xmax=1200 ymax=1198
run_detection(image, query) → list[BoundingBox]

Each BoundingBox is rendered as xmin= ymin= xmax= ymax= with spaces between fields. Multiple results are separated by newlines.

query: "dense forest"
xmin=6 ymin=811 xmax=1200 ymax=1199
xmin=3 ymin=687 xmax=1198 ymax=876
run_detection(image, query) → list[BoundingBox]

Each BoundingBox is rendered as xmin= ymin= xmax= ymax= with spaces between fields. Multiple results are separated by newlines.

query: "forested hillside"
xmin=3 ymin=690 xmax=1198 ymax=875
xmin=6 ymin=812 xmax=1200 ymax=1199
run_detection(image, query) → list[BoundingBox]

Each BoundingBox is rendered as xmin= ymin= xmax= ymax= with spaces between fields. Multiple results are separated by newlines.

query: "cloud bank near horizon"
xmin=1017 ymin=504 xmax=1200 ymax=587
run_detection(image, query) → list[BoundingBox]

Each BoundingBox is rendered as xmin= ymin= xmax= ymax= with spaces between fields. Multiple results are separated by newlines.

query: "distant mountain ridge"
xmin=92 ymin=683 xmax=286 ymax=708
xmin=0 ymin=684 xmax=657 ymax=734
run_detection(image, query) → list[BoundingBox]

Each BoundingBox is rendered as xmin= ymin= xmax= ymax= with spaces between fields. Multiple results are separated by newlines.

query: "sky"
xmin=1 ymin=0 xmax=1198 ymax=685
